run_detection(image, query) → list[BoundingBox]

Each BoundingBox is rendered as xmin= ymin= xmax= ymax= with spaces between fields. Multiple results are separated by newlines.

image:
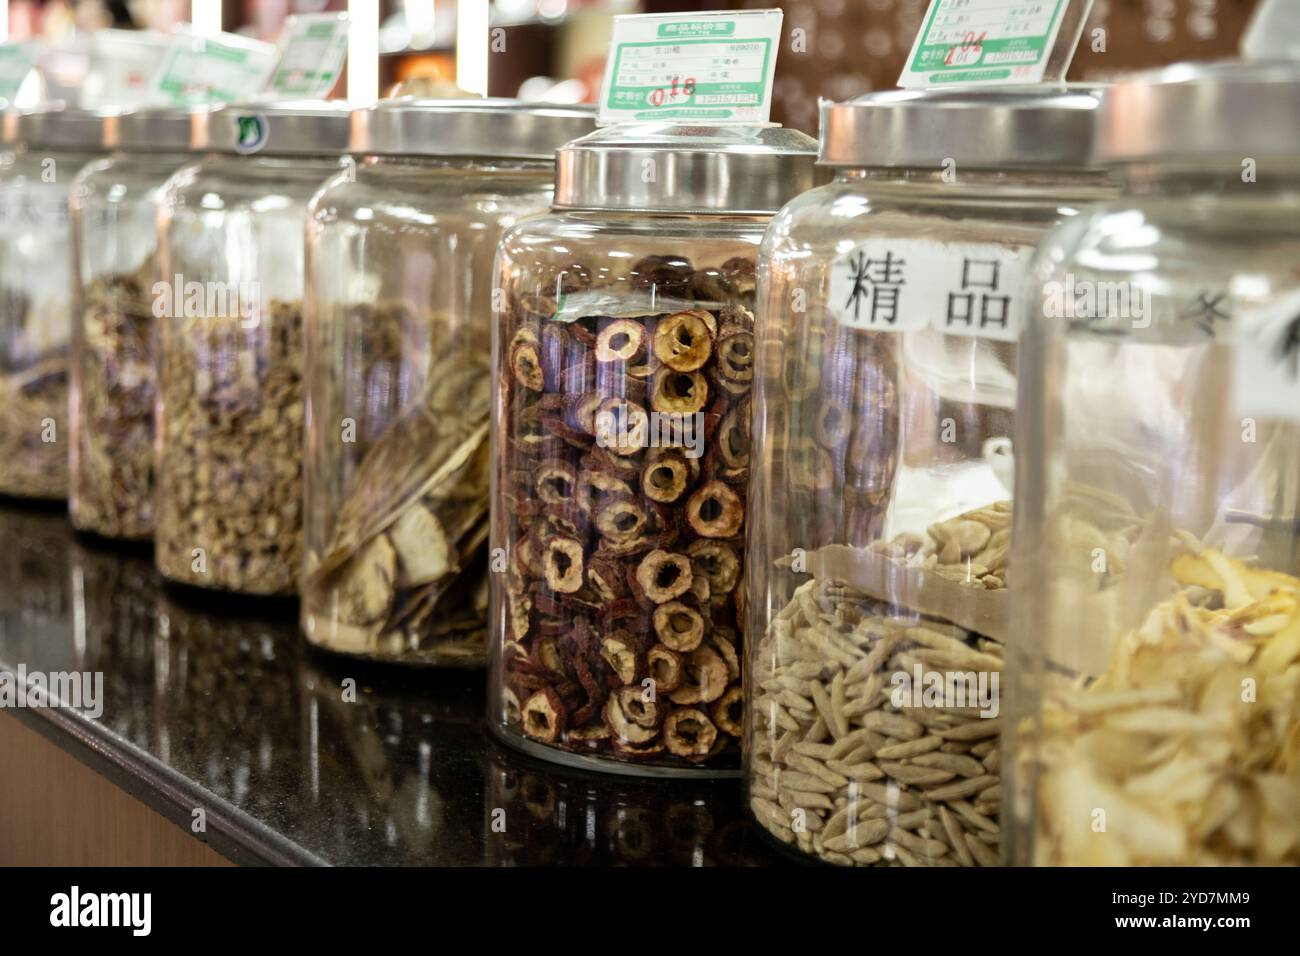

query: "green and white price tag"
xmin=598 ymin=8 xmax=783 ymax=124
xmin=269 ymin=13 xmax=350 ymax=98
xmin=150 ymin=27 xmax=277 ymax=106
xmin=0 ymin=43 xmax=37 ymax=104
xmin=899 ymin=0 xmax=1093 ymax=89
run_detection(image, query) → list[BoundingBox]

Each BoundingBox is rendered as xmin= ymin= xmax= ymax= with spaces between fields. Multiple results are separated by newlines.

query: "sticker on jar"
xmin=598 ymin=8 xmax=783 ymax=124
xmin=551 ymin=290 xmax=701 ymax=324
xmin=828 ymin=238 xmax=1034 ymax=341
xmin=1233 ymin=287 xmax=1300 ymax=424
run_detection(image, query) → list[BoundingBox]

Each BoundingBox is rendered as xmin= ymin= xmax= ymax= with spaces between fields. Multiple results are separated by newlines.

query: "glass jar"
xmin=155 ymin=102 xmax=351 ymax=595
xmin=69 ymin=108 xmax=201 ymax=540
xmin=746 ymin=89 xmax=1115 ymax=865
xmin=302 ymin=99 xmax=593 ymax=666
xmin=0 ymin=108 xmax=105 ymax=500
xmin=489 ymin=124 xmax=819 ymax=775
xmin=1006 ymin=63 xmax=1300 ymax=867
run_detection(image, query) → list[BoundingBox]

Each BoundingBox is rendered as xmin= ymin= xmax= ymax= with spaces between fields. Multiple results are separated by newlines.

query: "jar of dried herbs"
xmin=69 ymin=107 xmax=202 ymax=540
xmin=155 ymin=102 xmax=351 ymax=595
xmin=489 ymin=123 xmax=818 ymax=775
xmin=746 ymin=88 xmax=1115 ymax=865
xmin=1007 ymin=62 xmax=1300 ymax=867
xmin=0 ymin=108 xmax=106 ymax=500
xmin=301 ymin=99 xmax=593 ymax=666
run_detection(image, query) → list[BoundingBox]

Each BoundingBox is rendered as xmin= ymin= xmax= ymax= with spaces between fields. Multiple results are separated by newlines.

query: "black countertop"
xmin=0 ymin=504 xmax=781 ymax=866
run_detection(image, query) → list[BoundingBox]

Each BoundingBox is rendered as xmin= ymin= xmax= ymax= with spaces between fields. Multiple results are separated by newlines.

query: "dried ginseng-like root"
xmin=685 ymin=480 xmax=744 ymax=538
xmin=1031 ymin=548 xmax=1300 ymax=866
xmin=595 ymin=319 xmax=647 ymax=363
xmin=654 ymin=310 xmax=715 ymax=372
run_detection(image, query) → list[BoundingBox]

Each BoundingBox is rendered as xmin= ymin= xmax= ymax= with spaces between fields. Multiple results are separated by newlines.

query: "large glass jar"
xmin=0 ymin=108 xmax=105 ymax=500
xmin=489 ymin=125 xmax=818 ymax=775
xmin=1006 ymin=63 xmax=1300 ymax=867
xmin=302 ymin=99 xmax=593 ymax=666
xmin=155 ymin=102 xmax=351 ymax=595
xmin=746 ymin=89 xmax=1115 ymax=865
xmin=69 ymin=108 xmax=200 ymax=540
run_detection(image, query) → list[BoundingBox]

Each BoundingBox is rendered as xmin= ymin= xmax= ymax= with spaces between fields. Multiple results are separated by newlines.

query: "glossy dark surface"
xmin=0 ymin=504 xmax=780 ymax=866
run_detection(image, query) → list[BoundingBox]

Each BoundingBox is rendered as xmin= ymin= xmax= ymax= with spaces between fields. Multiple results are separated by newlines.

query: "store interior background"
xmin=2 ymin=0 xmax=1264 ymax=134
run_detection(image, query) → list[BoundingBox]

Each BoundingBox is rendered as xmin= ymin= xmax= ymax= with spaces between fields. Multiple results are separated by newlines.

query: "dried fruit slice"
xmin=685 ymin=480 xmax=744 ymax=538
xmin=636 ymin=549 xmax=694 ymax=604
xmin=335 ymin=534 xmax=397 ymax=625
xmin=664 ymin=708 xmax=718 ymax=757
xmin=653 ymin=310 xmax=715 ymax=372
xmin=387 ymin=504 xmax=453 ymax=587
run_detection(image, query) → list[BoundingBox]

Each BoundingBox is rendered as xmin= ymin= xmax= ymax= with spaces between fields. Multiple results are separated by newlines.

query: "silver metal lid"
xmin=3 ymin=105 xmax=108 ymax=151
xmin=1098 ymin=60 xmax=1300 ymax=163
xmin=820 ymin=87 xmax=1105 ymax=170
xmin=106 ymin=106 xmax=209 ymax=153
xmin=352 ymin=97 xmax=594 ymax=160
xmin=197 ymin=100 xmax=353 ymax=156
xmin=554 ymin=123 xmax=819 ymax=214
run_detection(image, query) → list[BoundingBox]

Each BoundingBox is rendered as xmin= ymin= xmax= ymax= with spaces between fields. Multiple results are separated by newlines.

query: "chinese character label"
xmin=1234 ymin=287 xmax=1300 ymax=424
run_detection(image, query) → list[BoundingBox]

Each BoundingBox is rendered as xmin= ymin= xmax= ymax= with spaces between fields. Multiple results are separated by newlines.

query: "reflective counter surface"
xmin=0 ymin=504 xmax=780 ymax=866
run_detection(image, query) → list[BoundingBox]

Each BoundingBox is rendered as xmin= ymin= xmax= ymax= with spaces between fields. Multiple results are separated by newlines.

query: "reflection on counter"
xmin=0 ymin=504 xmax=780 ymax=866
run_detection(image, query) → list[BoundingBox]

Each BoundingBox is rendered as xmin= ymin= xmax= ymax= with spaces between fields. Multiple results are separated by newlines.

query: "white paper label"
xmin=269 ymin=13 xmax=350 ymax=98
xmin=0 ymin=43 xmax=37 ymax=103
xmin=829 ymin=238 xmax=1034 ymax=341
xmin=1233 ymin=287 xmax=1300 ymax=424
xmin=150 ymin=27 xmax=277 ymax=106
xmin=898 ymin=0 xmax=1090 ymax=89
xmin=598 ymin=8 xmax=782 ymax=125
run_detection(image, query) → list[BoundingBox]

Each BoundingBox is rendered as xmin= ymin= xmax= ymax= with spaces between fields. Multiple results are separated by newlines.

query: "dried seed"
xmin=923 ymin=774 xmax=999 ymax=801
xmin=874 ymin=735 xmax=943 ymax=759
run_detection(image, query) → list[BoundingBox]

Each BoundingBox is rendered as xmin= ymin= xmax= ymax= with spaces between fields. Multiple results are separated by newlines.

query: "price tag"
xmin=898 ymin=0 xmax=1092 ymax=89
xmin=598 ymin=8 xmax=783 ymax=125
xmin=0 ymin=43 xmax=37 ymax=104
xmin=1234 ymin=287 xmax=1300 ymax=424
xmin=268 ymin=13 xmax=350 ymax=98
xmin=150 ymin=27 xmax=277 ymax=106
xmin=829 ymin=238 xmax=1034 ymax=341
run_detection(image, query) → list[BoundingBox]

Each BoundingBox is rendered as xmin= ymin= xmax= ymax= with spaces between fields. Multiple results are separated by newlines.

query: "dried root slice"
xmin=542 ymin=536 xmax=585 ymax=593
xmin=653 ymin=601 xmax=706 ymax=652
xmin=653 ymin=310 xmax=715 ymax=372
xmin=664 ymin=708 xmax=718 ymax=758
xmin=713 ymin=686 xmax=744 ymax=736
xmin=595 ymin=319 xmax=647 ymax=363
xmin=686 ymin=539 xmax=741 ymax=595
xmin=651 ymin=368 xmax=709 ymax=415
xmin=647 ymin=644 xmax=683 ymax=693
xmin=636 ymin=549 xmax=694 ymax=604
xmin=601 ymin=633 xmax=639 ymax=685
xmin=642 ymin=452 xmax=690 ymax=503
xmin=522 ymin=688 xmax=567 ymax=743
xmin=387 ymin=504 xmax=452 ymax=587
xmin=336 ymin=535 xmax=397 ymax=625
xmin=606 ymin=690 xmax=658 ymax=745
xmin=669 ymin=645 xmax=729 ymax=705
xmin=686 ymin=480 xmax=744 ymax=538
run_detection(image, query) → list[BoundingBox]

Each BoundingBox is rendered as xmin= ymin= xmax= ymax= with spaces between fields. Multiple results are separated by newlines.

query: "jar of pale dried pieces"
xmin=489 ymin=123 xmax=818 ymax=775
xmin=301 ymin=99 xmax=593 ymax=666
xmin=69 ymin=107 xmax=203 ymax=540
xmin=155 ymin=102 xmax=351 ymax=595
xmin=1006 ymin=62 xmax=1300 ymax=867
xmin=0 ymin=107 xmax=106 ymax=500
xmin=745 ymin=88 xmax=1115 ymax=865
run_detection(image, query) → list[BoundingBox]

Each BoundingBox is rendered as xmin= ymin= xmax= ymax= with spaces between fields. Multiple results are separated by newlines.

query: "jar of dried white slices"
xmin=1006 ymin=62 xmax=1300 ymax=866
xmin=745 ymin=89 xmax=1115 ymax=865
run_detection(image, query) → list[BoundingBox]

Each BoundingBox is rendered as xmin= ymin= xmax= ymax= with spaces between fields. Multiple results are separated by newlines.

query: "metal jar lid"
xmin=3 ymin=105 xmax=108 ymax=151
xmin=106 ymin=106 xmax=209 ymax=153
xmin=197 ymin=100 xmax=353 ymax=156
xmin=820 ymin=87 xmax=1105 ymax=170
xmin=554 ymin=123 xmax=819 ymax=215
xmin=1097 ymin=60 xmax=1300 ymax=163
xmin=352 ymin=97 xmax=595 ymax=160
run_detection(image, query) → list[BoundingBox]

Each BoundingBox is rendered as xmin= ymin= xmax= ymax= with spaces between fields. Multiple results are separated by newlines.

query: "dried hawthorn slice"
xmin=594 ymin=397 xmax=648 ymax=457
xmin=586 ymin=556 xmax=626 ymax=602
xmin=715 ymin=329 xmax=754 ymax=382
xmin=565 ymin=393 xmax=604 ymax=436
xmin=685 ymin=480 xmax=744 ymax=539
xmin=690 ymin=266 xmax=728 ymax=302
xmin=629 ymin=254 xmax=694 ymax=297
xmin=611 ymin=738 xmax=666 ymax=759
xmin=711 ymin=632 xmax=741 ymax=680
xmin=653 ymin=600 xmax=706 ymax=652
xmin=635 ymin=549 xmax=693 ymax=604
xmin=605 ymin=692 xmax=658 ymax=745
xmin=718 ymin=257 xmax=757 ymax=298
xmin=535 ymin=462 xmax=578 ymax=504
xmin=516 ymin=293 xmax=557 ymax=323
xmin=712 ymin=687 xmax=744 ymax=737
xmin=521 ymin=688 xmax=567 ymax=742
xmin=663 ymin=708 xmax=718 ymax=758
xmin=642 ymin=452 xmax=690 ymax=503
xmin=653 ymin=310 xmax=715 ymax=372
xmin=646 ymin=644 xmax=683 ymax=693
xmin=668 ymin=645 xmax=729 ymax=705
xmin=617 ymin=687 xmax=659 ymax=729
xmin=651 ymin=368 xmax=708 ymax=415
xmin=542 ymin=536 xmax=585 ymax=593
xmin=601 ymin=634 xmax=639 ymax=685
xmin=510 ymin=339 xmax=544 ymax=391
xmin=595 ymin=319 xmax=647 ymax=363
xmin=595 ymin=496 xmax=649 ymax=543
xmin=716 ymin=403 xmax=750 ymax=471
xmin=685 ymin=539 xmax=740 ymax=595
xmin=501 ymin=688 xmax=522 ymax=725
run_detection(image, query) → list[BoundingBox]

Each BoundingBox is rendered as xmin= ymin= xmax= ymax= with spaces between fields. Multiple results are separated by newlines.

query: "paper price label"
xmin=1233 ymin=287 xmax=1300 ymax=424
xmin=269 ymin=13 xmax=350 ymax=98
xmin=598 ymin=8 xmax=782 ymax=124
xmin=829 ymin=239 xmax=1034 ymax=341
xmin=899 ymin=0 xmax=1092 ymax=89
xmin=151 ymin=28 xmax=277 ymax=106
xmin=0 ymin=43 xmax=37 ymax=104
